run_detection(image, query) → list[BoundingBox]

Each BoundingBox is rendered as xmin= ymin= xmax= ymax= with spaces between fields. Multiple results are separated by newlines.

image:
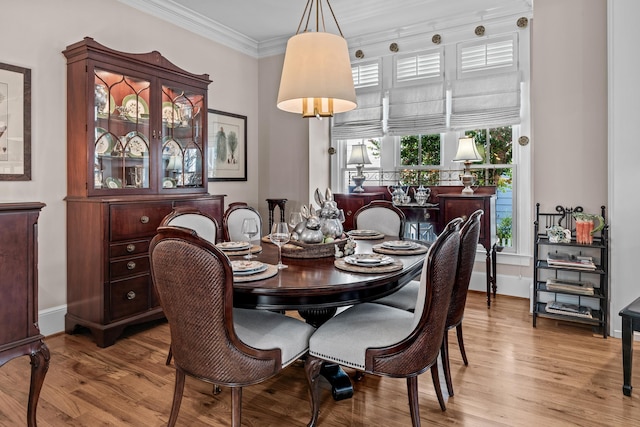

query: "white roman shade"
xmin=387 ymin=82 xmax=446 ymax=136
xmin=331 ymin=91 xmax=383 ymax=139
xmin=450 ymin=71 xmax=521 ymax=130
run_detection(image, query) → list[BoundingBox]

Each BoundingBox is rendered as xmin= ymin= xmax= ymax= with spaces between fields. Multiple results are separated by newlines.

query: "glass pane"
xmin=161 ymin=85 xmax=205 ymax=188
xmin=94 ymin=69 xmax=150 ymax=190
xmin=489 ymin=126 xmax=513 ymax=165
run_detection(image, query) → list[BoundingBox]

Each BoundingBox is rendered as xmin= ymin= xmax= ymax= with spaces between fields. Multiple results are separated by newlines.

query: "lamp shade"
xmin=453 ymin=136 xmax=483 ymax=162
xmin=347 ymin=143 xmax=372 ymax=165
xmin=277 ymin=32 xmax=357 ymax=118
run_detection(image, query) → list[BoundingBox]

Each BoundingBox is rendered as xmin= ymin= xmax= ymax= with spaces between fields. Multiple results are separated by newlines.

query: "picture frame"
xmin=207 ymin=109 xmax=247 ymax=181
xmin=0 ymin=62 xmax=31 ymax=180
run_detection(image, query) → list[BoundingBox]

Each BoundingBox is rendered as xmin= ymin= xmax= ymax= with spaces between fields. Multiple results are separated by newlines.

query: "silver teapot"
xmin=413 ymin=185 xmax=431 ymax=205
xmin=388 ymin=183 xmax=407 ymax=205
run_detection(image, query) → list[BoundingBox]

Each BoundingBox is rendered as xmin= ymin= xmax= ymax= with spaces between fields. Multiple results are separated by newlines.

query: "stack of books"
xmin=547 ymin=252 xmax=596 ymax=270
xmin=545 ymin=278 xmax=595 ymax=296
xmin=545 ymin=301 xmax=593 ymax=319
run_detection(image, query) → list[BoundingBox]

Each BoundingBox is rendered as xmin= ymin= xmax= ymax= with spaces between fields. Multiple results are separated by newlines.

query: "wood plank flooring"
xmin=1 ymin=292 xmax=639 ymax=426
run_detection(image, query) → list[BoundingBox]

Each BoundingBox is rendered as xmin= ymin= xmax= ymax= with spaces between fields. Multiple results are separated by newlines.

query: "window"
xmin=395 ymin=49 xmax=443 ymax=83
xmin=458 ymin=34 xmax=517 ymax=77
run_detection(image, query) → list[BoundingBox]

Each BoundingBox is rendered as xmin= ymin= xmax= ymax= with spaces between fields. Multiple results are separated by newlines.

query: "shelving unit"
xmin=532 ymin=204 xmax=609 ymax=337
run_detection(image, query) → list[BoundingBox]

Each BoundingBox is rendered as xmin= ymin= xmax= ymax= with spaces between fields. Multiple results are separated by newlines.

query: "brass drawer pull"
xmin=140 ymin=215 xmax=150 ymax=224
xmin=126 ymin=244 xmax=136 ymax=253
xmin=346 ymin=210 xmax=352 ymax=216
xmin=127 ymin=261 xmax=136 ymax=270
xmin=126 ymin=291 xmax=136 ymax=300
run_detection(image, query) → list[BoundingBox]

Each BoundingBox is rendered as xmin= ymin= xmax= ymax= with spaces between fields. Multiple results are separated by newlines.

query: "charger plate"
xmin=334 ymin=258 xmax=403 ymax=274
xmin=372 ymin=243 xmax=429 ymax=256
xmin=233 ymin=264 xmax=278 ymax=282
xmin=221 ymin=245 xmax=262 ymax=256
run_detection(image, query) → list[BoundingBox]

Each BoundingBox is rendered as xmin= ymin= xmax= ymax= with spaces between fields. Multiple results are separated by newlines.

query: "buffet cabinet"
xmin=0 ymin=202 xmax=48 ymax=426
xmin=65 ymin=195 xmax=224 ymax=347
xmin=63 ymin=38 xmax=224 ymax=347
xmin=333 ymin=193 xmax=385 ymax=231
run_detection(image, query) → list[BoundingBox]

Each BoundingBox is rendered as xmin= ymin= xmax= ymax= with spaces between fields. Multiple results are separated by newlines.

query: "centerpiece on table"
xmin=285 ymin=188 xmax=355 ymax=258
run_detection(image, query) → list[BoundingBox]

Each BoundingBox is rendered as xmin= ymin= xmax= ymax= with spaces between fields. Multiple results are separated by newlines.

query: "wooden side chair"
xmin=223 ymin=202 xmax=263 ymax=241
xmin=373 ymin=209 xmax=483 ymax=396
xmin=304 ymin=217 xmax=463 ymax=426
xmin=353 ymin=200 xmax=406 ymax=238
xmin=149 ymin=226 xmax=315 ymax=427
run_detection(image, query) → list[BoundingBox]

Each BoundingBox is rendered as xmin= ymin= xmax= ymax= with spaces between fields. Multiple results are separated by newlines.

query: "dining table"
xmin=224 ymin=234 xmax=429 ymax=400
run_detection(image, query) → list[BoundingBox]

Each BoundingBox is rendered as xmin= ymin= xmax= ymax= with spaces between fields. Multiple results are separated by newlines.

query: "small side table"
xmin=620 ymin=296 xmax=640 ymax=396
xmin=266 ymin=198 xmax=287 ymax=231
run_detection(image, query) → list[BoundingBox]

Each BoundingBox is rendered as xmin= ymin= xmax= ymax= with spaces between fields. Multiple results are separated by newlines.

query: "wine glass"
xmin=288 ymin=211 xmax=303 ymax=231
xmin=270 ymin=222 xmax=290 ymax=269
xmin=241 ymin=218 xmax=259 ymax=260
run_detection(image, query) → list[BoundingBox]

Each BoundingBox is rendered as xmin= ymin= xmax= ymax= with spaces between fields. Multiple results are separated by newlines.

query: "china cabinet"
xmin=532 ymin=204 xmax=608 ymax=337
xmin=63 ymin=38 xmax=225 ymax=347
xmin=0 ymin=202 xmax=48 ymax=426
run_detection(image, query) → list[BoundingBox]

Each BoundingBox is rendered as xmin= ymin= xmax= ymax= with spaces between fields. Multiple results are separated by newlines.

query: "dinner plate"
xmin=344 ymin=253 xmax=394 ymax=266
xmin=217 ymin=241 xmax=251 ymax=251
xmin=123 ymin=131 xmax=149 ymax=157
xmin=104 ymin=176 xmax=122 ymax=189
xmin=121 ymin=95 xmax=149 ymax=120
xmin=231 ymin=260 xmax=267 ymax=275
xmin=348 ymin=229 xmax=380 ymax=237
xmin=162 ymin=137 xmax=182 ymax=157
xmin=382 ymin=240 xmax=418 ymax=250
xmin=162 ymin=102 xmax=181 ymax=127
xmin=162 ymin=177 xmax=177 ymax=189
xmin=95 ymin=127 xmax=115 ymax=155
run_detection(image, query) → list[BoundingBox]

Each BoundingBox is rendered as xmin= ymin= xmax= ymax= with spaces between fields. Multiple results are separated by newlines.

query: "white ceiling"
xmin=119 ymin=0 xmax=533 ymax=57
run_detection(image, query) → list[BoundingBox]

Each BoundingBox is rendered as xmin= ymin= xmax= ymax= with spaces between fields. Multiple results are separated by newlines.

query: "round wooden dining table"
xmin=229 ymin=235 xmax=429 ymax=400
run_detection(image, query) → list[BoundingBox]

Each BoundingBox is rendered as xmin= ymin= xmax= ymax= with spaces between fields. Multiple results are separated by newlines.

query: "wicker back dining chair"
xmin=353 ymin=200 xmax=406 ymax=238
xmin=372 ymin=210 xmax=483 ymax=397
xmin=304 ymin=217 xmax=463 ymax=426
xmin=149 ymin=226 xmax=315 ymax=427
xmin=223 ymin=202 xmax=263 ymax=242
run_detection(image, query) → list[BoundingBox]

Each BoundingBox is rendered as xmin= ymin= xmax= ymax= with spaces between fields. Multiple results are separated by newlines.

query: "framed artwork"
xmin=0 ymin=62 xmax=31 ymax=180
xmin=207 ymin=109 xmax=247 ymax=181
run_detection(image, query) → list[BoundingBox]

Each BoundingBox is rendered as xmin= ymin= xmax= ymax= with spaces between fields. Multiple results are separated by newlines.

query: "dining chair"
xmin=223 ymin=202 xmax=263 ymax=241
xmin=353 ymin=200 xmax=406 ymax=238
xmin=372 ymin=210 xmax=483 ymax=397
xmin=159 ymin=207 xmax=220 ymax=365
xmin=149 ymin=226 xmax=315 ymax=427
xmin=304 ymin=217 xmax=463 ymax=426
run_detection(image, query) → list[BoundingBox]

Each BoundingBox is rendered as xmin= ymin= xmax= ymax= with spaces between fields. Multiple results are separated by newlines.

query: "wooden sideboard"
xmin=333 ymin=192 xmax=385 ymax=231
xmin=0 ymin=202 xmax=48 ymax=427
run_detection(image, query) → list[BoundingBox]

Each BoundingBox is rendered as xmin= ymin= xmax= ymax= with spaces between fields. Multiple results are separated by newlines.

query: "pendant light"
xmin=277 ymin=0 xmax=357 ymax=119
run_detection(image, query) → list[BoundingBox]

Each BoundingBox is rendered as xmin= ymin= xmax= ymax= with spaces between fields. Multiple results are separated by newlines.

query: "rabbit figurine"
xmin=298 ymin=204 xmax=325 ymax=244
xmin=315 ymin=188 xmax=344 ymax=239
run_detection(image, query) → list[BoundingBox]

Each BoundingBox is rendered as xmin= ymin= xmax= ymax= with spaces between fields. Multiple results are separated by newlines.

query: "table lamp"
xmin=347 ymin=143 xmax=372 ymax=193
xmin=453 ymin=136 xmax=483 ymax=194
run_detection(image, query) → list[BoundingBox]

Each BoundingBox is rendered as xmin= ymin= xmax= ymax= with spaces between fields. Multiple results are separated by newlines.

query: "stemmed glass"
xmin=288 ymin=211 xmax=303 ymax=231
xmin=270 ymin=222 xmax=290 ymax=269
xmin=241 ymin=218 xmax=259 ymax=260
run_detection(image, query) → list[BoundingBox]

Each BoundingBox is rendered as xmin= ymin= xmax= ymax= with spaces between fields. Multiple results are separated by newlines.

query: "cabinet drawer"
xmin=110 ymin=255 xmax=150 ymax=280
xmin=109 ymin=276 xmax=152 ymax=320
xmin=110 ymin=202 xmax=173 ymax=241
xmin=110 ymin=239 xmax=151 ymax=258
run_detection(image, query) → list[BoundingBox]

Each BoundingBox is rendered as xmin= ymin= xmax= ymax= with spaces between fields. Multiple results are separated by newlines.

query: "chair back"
xmin=160 ymin=207 xmax=218 ymax=244
xmin=149 ymin=226 xmax=281 ymax=385
xmin=447 ymin=209 xmax=483 ymax=328
xmin=223 ymin=202 xmax=263 ymax=241
xmin=353 ymin=200 xmax=406 ymax=238
xmin=366 ymin=217 xmax=461 ymax=375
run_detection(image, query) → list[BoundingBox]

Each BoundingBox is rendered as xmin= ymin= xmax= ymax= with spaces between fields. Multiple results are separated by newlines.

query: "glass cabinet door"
xmin=160 ymin=84 xmax=206 ymax=190
xmin=93 ymin=69 xmax=151 ymax=191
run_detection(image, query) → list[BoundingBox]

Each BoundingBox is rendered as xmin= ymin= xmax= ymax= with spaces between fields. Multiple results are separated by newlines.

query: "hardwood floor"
xmin=1 ymin=292 xmax=639 ymax=426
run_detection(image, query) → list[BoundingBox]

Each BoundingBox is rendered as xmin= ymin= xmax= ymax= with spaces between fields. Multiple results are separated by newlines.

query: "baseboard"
xmin=38 ymin=304 xmax=67 ymax=337
xmin=468 ymin=271 xmax=531 ymax=299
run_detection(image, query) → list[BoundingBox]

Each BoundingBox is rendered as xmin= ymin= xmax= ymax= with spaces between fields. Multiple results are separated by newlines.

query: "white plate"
xmin=217 ymin=241 xmax=251 ymax=251
xmin=123 ymin=131 xmax=149 ymax=157
xmin=344 ymin=253 xmax=394 ymax=267
xmin=348 ymin=229 xmax=380 ymax=236
xmin=121 ymin=95 xmax=149 ymax=120
xmin=231 ymin=260 xmax=267 ymax=275
xmin=162 ymin=177 xmax=176 ymax=189
xmin=162 ymin=102 xmax=181 ymax=127
xmin=382 ymin=240 xmax=417 ymax=250
xmin=95 ymin=127 xmax=115 ymax=155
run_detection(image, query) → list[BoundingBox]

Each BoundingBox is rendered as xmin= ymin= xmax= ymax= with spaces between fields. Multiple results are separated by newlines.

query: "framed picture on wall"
xmin=207 ymin=109 xmax=247 ymax=181
xmin=0 ymin=62 xmax=31 ymax=180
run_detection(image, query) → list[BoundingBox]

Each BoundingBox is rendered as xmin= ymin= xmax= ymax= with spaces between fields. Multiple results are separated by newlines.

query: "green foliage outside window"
xmin=466 ymin=127 xmax=513 ymax=192
xmin=398 ymin=134 xmax=441 ymax=185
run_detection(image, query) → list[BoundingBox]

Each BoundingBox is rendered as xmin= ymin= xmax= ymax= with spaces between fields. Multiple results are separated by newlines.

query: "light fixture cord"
xmin=295 ymin=0 xmax=344 ymax=37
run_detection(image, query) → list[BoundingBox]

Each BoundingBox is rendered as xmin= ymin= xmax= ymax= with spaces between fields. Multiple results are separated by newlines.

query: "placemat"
xmin=233 ymin=264 xmax=278 ymax=282
xmin=372 ymin=243 xmax=429 ymax=256
xmin=334 ymin=259 xmax=403 ymax=274
xmin=220 ymin=245 xmax=262 ymax=256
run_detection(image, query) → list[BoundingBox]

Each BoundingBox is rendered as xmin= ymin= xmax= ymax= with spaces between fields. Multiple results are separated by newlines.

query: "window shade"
xmin=396 ymin=51 xmax=441 ymax=82
xmin=450 ymin=71 xmax=521 ymax=129
xmin=387 ymin=82 xmax=446 ymax=136
xmin=332 ymin=91 xmax=383 ymax=139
